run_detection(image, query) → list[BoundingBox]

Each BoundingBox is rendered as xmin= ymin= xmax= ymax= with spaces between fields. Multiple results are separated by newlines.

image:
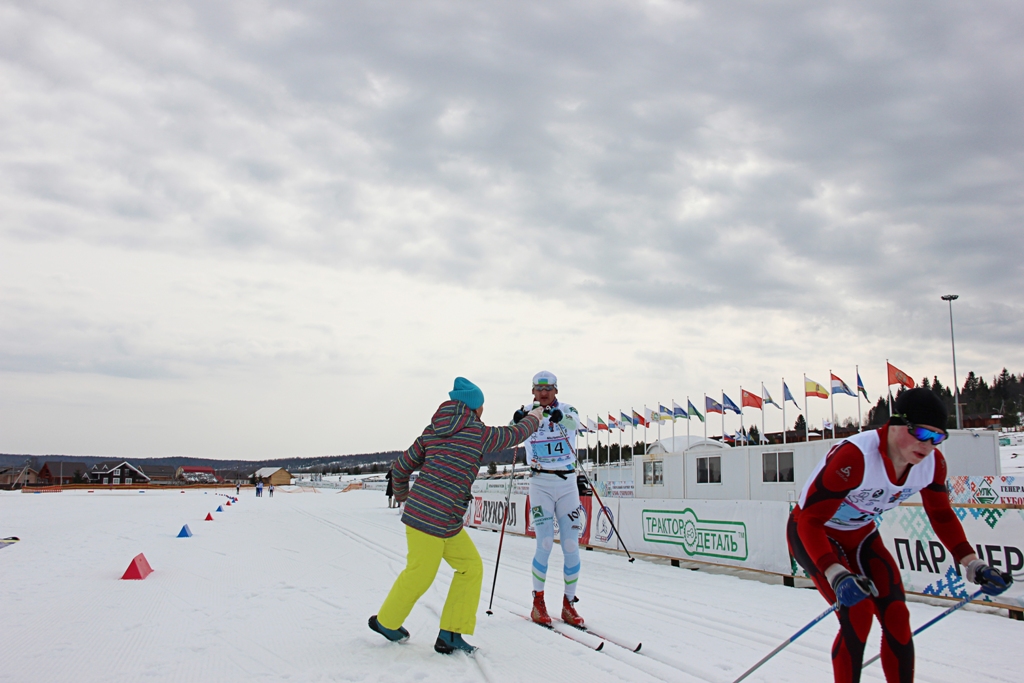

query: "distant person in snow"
xmin=385 ymin=466 xmax=395 ymax=508
xmin=369 ymin=377 xmax=543 ymax=655
xmin=789 ymin=388 xmax=1012 ymax=682
xmin=236 ymin=482 xmax=240 ymax=496
xmin=514 ymin=370 xmax=587 ymax=628
xmin=256 ymin=481 xmax=263 ymax=497
xmin=268 ymin=484 xmax=274 ymax=497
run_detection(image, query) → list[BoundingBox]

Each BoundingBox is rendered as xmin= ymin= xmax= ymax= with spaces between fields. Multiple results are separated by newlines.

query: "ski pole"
xmin=731 ymin=603 xmax=838 ymax=683
xmin=558 ymin=424 xmax=635 ymax=562
xmin=861 ymin=589 xmax=984 ymax=668
xmin=486 ymin=445 xmax=519 ymax=616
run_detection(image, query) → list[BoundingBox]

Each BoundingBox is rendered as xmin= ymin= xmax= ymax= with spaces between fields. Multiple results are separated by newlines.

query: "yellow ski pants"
xmin=377 ymin=525 xmax=483 ymax=635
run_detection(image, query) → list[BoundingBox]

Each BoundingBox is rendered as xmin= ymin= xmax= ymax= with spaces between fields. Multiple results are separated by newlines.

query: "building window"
xmin=126 ymin=478 xmax=132 ymax=485
xmin=115 ymin=469 xmax=121 ymax=475
xmin=113 ymin=477 xmax=120 ymax=485
xmin=643 ymin=460 xmax=664 ymax=485
xmin=696 ymin=456 xmax=722 ymax=484
xmin=103 ymin=478 xmax=109 ymax=484
xmin=762 ymin=452 xmax=795 ymax=483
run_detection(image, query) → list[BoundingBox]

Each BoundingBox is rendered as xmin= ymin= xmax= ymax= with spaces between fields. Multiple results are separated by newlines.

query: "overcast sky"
xmin=2 ymin=1 xmax=1022 ymax=460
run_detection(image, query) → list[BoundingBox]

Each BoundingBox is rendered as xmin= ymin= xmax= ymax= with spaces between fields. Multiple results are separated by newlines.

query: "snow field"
xmin=1 ymin=488 xmax=1021 ymax=683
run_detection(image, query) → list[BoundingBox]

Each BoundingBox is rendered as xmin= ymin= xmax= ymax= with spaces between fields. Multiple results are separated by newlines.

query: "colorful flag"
xmin=706 ymin=396 xmax=723 ymax=414
xmin=741 ymin=389 xmax=763 ymax=409
xmin=672 ymin=401 xmax=687 ymax=418
xmin=597 ymin=416 xmax=608 ymax=431
xmin=830 ymin=373 xmax=856 ymax=397
xmin=607 ymin=414 xmax=618 ymax=430
xmin=644 ymin=407 xmax=658 ymax=424
xmin=632 ymin=409 xmax=649 ymax=427
xmin=857 ymin=372 xmax=868 ymax=399
xmin=823 ymin=418 xmax=833 ymax=431
xmin=805 ymin=377 xmax=829 ymax=399
xmin=762 ymin=387 xmax=780 ymax=409
xmin=586 ymin=418 xmax=597 ymax=432
xmin=723 ymin=393 xmax=741 ymax=414
xmin=621 ymin=411 xmax=637 ymax=427
xmin=887 ymin=362 xmax=914 ymax=389
xmin=659 ymin=404 xmax=673 ymax=421
xmin=783 ymin=382 xmax=800 ymax=408
xmin=688 ymin=400 xmax=704 ymax=422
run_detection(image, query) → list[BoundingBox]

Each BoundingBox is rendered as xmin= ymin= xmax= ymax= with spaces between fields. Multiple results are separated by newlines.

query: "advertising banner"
xmin=948 ymin=476 xmax=1024 ymax=506
xmin=876 ymin=505 xmax=1024 ymax=609
xmin=615 ymin=499 xmax=792 ymax=573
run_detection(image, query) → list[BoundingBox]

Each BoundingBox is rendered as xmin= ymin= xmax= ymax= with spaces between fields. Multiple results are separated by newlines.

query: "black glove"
xmin=966 ymin=559 xmax=1014 ymax=596
xmin=548 ymin=408 xmax=563 ymax=423
xmin=513 ymin=406 xmax=528 ymax=424
xmin=828 ymin=567 xmax=877 ymax=607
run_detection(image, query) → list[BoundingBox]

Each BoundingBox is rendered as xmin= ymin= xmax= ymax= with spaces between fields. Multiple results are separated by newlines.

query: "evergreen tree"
xmin=867 ymin=396 xmax=890 ymax=426
xmin=748 ymin=425 xmax=761 ymax=444
xmin=794 ymin=414 xmax=807 ymax=433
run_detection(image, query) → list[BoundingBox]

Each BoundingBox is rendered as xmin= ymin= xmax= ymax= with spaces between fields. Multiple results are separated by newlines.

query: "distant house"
xmin=252 ymin=467 xmax=292 ymax=487
xmin=139 ymin=465 xmax=175 ymax=482
xmin=38 ymin=461 xmax=89 ymax=486
xmin=89 ymin=461 xmax=151 ymax=486
xmin=0 ymin=465 xmax=38 ymax=489
xmin=175 ymin=466 xmax=219 ymax=484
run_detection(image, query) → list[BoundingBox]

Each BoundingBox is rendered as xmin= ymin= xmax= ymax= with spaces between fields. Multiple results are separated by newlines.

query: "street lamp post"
xmin=941 ymin=294 xmax=962 ymax=429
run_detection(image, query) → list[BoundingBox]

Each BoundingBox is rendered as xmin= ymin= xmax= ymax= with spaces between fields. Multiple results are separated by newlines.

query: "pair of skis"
xmin=0 ymin=537 xmax=19 ymax=550
xmin=507 ymin=607 xmax=641 ymax=652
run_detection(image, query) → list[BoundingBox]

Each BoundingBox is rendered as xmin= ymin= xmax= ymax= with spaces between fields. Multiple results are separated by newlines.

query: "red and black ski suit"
xmin=787 ymin=428 xmax=973 ymax=683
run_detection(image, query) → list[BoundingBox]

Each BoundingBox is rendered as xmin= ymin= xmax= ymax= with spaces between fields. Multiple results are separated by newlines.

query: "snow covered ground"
xmin=1002 ymin=444 xmax=1024 ymax=474
xmin=2 ymin=487 xmax=1021 ymax=683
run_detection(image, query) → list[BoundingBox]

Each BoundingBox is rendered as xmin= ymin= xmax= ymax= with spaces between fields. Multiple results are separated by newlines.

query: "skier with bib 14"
xmin=369 ymin=377 xmax=543 ymax=654
xmin=513 ymin=371 xmax=587 ymax=627
xmin=788 ymin=388 xmax=1012 ymax=682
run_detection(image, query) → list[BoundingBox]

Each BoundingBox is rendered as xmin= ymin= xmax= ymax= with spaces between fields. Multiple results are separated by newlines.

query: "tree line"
xmin=866 ymin=368 xmax=1022 ymax=428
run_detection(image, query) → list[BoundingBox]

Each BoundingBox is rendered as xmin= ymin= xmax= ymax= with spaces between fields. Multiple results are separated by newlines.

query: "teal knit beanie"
xmin=449 ymin=377 xmax=484 ymax=410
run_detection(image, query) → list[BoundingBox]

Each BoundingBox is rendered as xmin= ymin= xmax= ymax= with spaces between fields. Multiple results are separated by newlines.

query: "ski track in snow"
xmin=1 ymin=488 xmax=1022 ymax=683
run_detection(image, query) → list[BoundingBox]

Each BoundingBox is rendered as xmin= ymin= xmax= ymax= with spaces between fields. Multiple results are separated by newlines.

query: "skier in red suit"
xmin=788 ymin=388 xmax=1012 ymax=683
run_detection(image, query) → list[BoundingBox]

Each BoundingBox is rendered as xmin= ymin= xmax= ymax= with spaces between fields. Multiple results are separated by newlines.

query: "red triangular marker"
xmin=205 ymin=513 xmax=214 ymax=521
xmin=121 ymin=553 xmax=154 ymax=580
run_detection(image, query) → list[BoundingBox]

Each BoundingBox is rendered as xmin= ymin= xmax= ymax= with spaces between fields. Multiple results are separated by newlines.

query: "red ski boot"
xmin=561 ymin=595 xmax=584 ymax=627
xmin=531 ymin=590 xmax=552 ymax=626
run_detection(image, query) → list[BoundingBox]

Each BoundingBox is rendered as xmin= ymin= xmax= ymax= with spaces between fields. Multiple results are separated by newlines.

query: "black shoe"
xmin=434 ymin=629 xmax=477 ymax=654
xmin=368 ymin=615 xmax=409 ymax=643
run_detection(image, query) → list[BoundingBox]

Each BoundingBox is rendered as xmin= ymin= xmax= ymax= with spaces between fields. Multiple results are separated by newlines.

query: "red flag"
xmin=887 ymin=362 xmax=914 ymax=388
xmin=741 ymin=389 xmax=762 ymax=409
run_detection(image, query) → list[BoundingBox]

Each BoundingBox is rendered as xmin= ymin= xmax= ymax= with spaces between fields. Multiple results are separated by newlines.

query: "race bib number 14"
xmin=532 ymin=439 xmax=570 ymax=462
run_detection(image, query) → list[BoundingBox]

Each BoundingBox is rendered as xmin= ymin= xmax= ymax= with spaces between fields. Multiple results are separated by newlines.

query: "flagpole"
xmin=631 ymin=407 xmax=635 ymax=463
xmin=782 ymin=379 xmax=787 ymax=445
xmin=703 ymin=394 xmax=707 ymax=441
xmin=643 ymin=405 xmax=648 ymax=456
xmin=672 ymin=399 xmax=676 ymax=449
xmin=803 ymin=374 xmax=809 ymax=442
xmin=618 ymin=414 xmax=623 ymax=472
xmin=686 ymin=397 xmax=691 ymax=445
xmin=829 ymin=369 xmax=835 ymax=439
xmin=739 ymin=386 xmax=745 ymax=443
xmin=761 ymin=382 xmax=766 ymax=443
xmin=856 ymin=365 xmax=862 ymax=432
xmin=886 ymin=359 xmax=891 ymax=417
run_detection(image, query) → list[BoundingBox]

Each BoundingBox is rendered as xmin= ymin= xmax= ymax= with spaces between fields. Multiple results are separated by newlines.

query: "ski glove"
xmin=966 ymin=559 xmax=1014 ymax=596
xmin=548 ymin=408 xmax=563 ymax=424
xmin=826 ymin=564 xmax=878 ymax=607
xmin=513 ymin=406 xmax=529 ymax=424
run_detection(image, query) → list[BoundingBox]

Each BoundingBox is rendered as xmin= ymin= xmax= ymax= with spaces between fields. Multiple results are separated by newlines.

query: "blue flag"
xmin=723 ymin=393 xmax=741 ymax=414
xmin=783 ymin=382 xmax=800 ymax=409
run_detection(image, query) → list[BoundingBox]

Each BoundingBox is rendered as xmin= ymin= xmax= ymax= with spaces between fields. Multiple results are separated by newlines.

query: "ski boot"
xmin=561 ymin=595 xmax=584 ymax=627
xmin=531 ymin=590 xmax=552 ymax=626
xmin=434 ymin=629 xmax=477 ymax=654
xmin=368 ymin=615 xmax=409 ymax=643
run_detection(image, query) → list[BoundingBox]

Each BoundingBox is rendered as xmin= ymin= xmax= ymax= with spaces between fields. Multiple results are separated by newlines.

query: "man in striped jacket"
xmin=369 ymin=377 xmax=543 ymax=654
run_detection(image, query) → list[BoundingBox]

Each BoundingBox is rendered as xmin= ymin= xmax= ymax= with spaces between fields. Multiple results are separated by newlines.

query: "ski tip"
xmin=595 ymin=642 xmax=604 ymax=651
xmin=634 ymin=643 xmax=642 ymax=652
